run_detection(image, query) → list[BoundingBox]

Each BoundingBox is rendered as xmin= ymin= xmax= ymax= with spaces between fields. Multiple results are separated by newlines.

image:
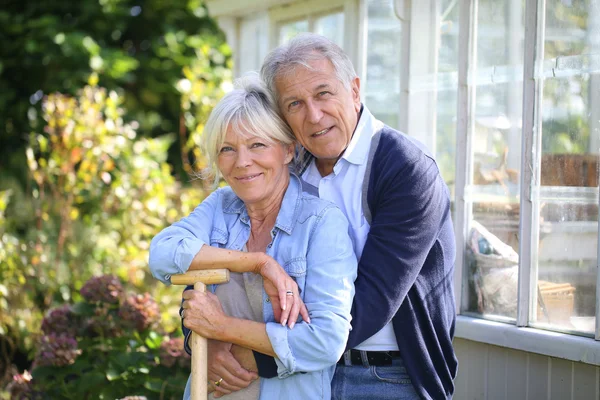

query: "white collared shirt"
xmin=302 ymin=105 xmax=399 ymax=351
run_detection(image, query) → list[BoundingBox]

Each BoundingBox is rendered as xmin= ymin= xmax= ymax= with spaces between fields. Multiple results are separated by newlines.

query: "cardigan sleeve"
xmin=346 ymin=135 xmax=452 ymax=349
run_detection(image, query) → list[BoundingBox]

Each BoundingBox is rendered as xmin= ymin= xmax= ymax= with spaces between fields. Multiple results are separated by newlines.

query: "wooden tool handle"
xmin=171 ymin=269 xmax=230 ymax=285
xmin=190 ymin=281 xmax=207 ymax=400
xmin=171 ymin=269 xmax=229 ymax=399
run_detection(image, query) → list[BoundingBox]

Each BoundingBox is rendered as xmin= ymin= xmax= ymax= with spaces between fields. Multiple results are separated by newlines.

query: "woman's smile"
xmin=235 ymin=172 xmax=263 ymax=182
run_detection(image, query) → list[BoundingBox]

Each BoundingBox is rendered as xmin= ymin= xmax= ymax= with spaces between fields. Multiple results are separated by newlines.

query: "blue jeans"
xmin=332 ymin=356 xmax=420 ymax=400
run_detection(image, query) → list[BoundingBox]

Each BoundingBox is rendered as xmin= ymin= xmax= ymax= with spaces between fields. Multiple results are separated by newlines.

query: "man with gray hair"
xmin=184 ymin=33 xmax=457 ymax=399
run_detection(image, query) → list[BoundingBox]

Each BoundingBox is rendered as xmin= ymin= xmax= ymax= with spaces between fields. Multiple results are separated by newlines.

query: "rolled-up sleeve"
xmin=149 ymin=190 xmax=222 ymax=284
xmin=266 ymin=205 xmax=357 ymax=377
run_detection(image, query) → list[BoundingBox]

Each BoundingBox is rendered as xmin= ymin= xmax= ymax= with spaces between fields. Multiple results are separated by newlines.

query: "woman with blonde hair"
xmin=149 ymin=74 xmax=357 ymax=399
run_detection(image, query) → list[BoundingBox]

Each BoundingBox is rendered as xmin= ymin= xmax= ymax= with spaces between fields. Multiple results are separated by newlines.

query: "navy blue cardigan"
xmin=348 ymin=126 xmax=458 ymax=399
xmin=182 ymin=125 xmax=458 ymax=399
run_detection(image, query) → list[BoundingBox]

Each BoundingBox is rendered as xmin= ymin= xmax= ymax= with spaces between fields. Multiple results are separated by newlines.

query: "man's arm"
xmin=346 ymin=140 xmax=451 ymax=348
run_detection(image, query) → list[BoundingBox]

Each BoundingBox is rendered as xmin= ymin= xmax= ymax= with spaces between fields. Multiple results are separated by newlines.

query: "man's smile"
xmin=312 ymin=127 xmax=333 ymax=137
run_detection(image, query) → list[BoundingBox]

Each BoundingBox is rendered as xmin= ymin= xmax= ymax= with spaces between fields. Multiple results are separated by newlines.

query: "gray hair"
xmin=200 ymin=72 xmax=295 ymax=184
xmin=260 ymin=33 xmax=357 ymax=103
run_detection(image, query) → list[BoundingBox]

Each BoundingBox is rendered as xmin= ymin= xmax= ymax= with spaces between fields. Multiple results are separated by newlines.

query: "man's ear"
xmin=351 ymin=77 xmax=361 ymax=112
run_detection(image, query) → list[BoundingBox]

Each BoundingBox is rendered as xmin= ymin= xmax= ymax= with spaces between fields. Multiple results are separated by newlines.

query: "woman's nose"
xmin=234 ymin=147 xmax=252 ymax=168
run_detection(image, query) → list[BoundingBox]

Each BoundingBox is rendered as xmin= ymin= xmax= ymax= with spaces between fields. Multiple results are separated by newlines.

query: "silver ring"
xmin=286 ymin=290 xmax=294 ymax=296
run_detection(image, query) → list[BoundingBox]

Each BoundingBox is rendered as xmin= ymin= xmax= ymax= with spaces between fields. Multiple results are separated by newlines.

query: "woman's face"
xmin=217 ymin=124 xmax=294 ymax=209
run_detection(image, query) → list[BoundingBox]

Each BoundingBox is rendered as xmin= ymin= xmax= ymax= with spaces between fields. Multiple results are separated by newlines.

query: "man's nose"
xmin=306 ymin=100 xmax=323 ymax=124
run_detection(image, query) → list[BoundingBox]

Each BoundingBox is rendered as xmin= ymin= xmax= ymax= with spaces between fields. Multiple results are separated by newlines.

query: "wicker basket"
xmin=536 ymin=281 xmax=576 ymax=324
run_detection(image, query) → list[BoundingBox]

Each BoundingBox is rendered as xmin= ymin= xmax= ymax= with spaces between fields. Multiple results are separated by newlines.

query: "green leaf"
xmin=71 ymin=301 xmax=95 ymax=316
xmin=105 ymin=368 xmax=120 ymax=381
xmin=144 ymin=331 xmax=163 ymax=350
xmin=31 ymin=366 xmax=58 ymax=380
xmin=143 ymin=378 xmax=164 ymax=393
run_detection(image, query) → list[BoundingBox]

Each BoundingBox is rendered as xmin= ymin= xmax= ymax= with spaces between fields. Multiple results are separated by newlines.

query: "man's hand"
xmin=206 ymin=340 xmax=258 ymax=397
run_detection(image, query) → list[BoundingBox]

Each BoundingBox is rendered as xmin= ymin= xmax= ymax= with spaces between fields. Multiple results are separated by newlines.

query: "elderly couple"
xmin=150 ymin=33 xmax=457 ymax=400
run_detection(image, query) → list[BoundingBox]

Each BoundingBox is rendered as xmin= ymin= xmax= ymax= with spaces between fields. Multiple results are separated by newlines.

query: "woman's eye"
xmin=219 ymin=146 xmax=233 ymax=153
xmin=250 ymin=142 xmax=266 ymax=149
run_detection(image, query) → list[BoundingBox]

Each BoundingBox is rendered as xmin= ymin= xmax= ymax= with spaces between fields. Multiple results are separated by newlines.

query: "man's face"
xmin=275 ymin=58 xmax=361 ymax=169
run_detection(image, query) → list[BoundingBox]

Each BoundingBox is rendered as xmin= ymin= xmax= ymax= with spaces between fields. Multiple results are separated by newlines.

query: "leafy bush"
xmin=0 ymin=83 xmax=212 ymax=382
xmin=0 ymin=0 xmax=231 ymax=183
xmin=8 ymin=274 xmax=190 ymax=400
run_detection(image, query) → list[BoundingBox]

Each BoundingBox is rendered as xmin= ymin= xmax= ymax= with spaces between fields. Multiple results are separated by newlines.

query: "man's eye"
xmin=318 ymin=91 xmax=331 ymax=97
xmin=288 ymin=100 xmax=300 ymax=109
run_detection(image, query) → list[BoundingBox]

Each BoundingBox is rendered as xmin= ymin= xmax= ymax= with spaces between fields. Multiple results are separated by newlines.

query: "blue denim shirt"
xmin=149 ymin=174 xmax=357 ymax=400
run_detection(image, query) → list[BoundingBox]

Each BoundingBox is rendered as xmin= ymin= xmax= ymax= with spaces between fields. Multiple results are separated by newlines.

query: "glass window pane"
xmin=314 ymin=11 xmax=344 ymax=48
xmin=278 ymin=19 xmax=309 ymax=45
xmin=437 ymin=0 xmax=460 ymax=199
xmin=531 ymin=1 xmax=600 ymax=334
xmin=365 ymin=0 xmax=402 ymax=129
xmin=463 ymin=0 xmax=524 ymax=321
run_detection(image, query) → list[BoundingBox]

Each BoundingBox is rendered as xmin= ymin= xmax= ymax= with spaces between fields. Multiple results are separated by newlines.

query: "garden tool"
xmin=172 ymin=269 xmax=230 ymax=400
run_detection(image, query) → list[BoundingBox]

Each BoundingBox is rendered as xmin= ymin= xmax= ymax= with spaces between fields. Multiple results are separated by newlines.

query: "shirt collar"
xmin=340 ymin=104 xmax=376 ymax=166
xmin=222 ymin=173 xmax=302 ymax=235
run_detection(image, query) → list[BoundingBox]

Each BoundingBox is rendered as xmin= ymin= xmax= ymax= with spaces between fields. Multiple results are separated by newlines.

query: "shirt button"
xmin=266 ymin=297 xmax=271 ymax=303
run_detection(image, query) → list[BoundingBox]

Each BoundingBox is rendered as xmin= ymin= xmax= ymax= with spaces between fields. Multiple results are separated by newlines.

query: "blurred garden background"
xmin=0 ymin=1 xmax=232 ymax=398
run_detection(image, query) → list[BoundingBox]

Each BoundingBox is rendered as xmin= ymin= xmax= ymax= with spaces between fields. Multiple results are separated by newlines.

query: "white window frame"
xmin=453 ymin=0 xmax=600 ymax=365
xmin=268 ymin=0 xmax=363 ymax=78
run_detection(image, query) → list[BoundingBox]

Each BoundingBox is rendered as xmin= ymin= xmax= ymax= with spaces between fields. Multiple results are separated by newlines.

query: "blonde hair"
xmin=200 ymin=73 xmax=295 ymax=184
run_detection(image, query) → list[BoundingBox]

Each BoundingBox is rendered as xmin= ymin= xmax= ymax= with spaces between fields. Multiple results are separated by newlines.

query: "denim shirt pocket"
xmin=209 ymin=228 xmax=228 ymax=247
xmin=283 ymin=258 xmax=307 ymax=299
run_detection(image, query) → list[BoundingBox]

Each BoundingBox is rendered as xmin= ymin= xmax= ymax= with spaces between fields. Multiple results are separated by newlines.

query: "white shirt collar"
xmin=333 ymin=105 xmax=382 ymax=174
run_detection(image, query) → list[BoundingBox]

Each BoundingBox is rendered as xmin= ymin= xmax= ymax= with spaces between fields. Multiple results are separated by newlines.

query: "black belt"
xmin=337 ymin=350 xmax=401 ymax=366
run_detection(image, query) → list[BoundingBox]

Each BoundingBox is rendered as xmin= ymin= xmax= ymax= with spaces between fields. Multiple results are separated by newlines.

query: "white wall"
xmin=454 ymin=338 xmax=600 ymax=400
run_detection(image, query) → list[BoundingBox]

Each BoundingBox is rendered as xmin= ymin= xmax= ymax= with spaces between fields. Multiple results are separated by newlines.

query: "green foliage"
xmin=0 ymin=85 xmax=209 ymax=377
xmin=541 ymin=76 xmax=591 ymax=154
xmin=0 ymin=1 xmax=232 ymax=386
xmin=0 ymin=0 xmax=231 ymax=182
xmin=5 ymin=274 xmax=190 ymax=400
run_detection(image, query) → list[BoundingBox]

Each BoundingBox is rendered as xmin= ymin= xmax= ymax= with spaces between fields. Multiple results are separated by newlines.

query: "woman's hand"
xmin=182 ymin=289 xmax=229 ymax=339
xmin=258 ymin=256 xmax=311 ymax=328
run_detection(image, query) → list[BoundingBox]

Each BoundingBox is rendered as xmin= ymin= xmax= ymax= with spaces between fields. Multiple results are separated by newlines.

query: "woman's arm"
xmin=149 ymin=189 xmax=223 ymax=284
xmin=182 ymin=289 xmax=276 ymax=357
xmin=265 ymin=205 xmax=357 ymax=376
xmin=188 ymin=245 xmax=266 ymax=275
xmin=184 ymin=205 xmax=357 ymax=376
xmin=150 ymin=188 xmax=307 ymax=321
xmin=149 ymin=187 xmax=278 ymax=280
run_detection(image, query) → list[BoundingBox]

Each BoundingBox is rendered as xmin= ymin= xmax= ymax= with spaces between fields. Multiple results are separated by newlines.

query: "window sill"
xmin=455 ymin=315 xmax=600 ymax=366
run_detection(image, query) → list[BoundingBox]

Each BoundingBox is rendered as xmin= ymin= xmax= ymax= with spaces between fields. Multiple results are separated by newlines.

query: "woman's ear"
xmin=284 ymin=143 xmax=295 ymax=165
